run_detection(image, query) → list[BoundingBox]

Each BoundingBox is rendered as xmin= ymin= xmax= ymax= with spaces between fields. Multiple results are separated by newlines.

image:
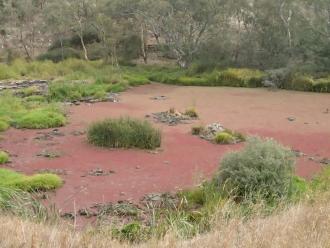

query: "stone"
xmin=88 ymin=168 xmax=115 ymax=176
xmin=287 ymin=117 xmax=296 ymax=122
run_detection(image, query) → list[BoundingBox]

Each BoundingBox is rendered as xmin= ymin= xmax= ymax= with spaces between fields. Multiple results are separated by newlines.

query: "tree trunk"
xmin=141 ymin=24 xmax=148 ymax=64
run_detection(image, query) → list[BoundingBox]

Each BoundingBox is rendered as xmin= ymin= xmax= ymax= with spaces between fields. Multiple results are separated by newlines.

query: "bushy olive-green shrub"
xmin=217 ymin=137 xmax=295 ymax=202
xmin=88 ymin=117 xmax=161 ymax=149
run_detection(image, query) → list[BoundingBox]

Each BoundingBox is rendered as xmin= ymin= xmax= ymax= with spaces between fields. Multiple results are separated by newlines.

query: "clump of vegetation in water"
xmin=0 ymin=93 xmax=66 ymax=130
xmin=0 ymin=168 xmax=63 ymax=192
xmin=0 ymin=151 xmax=9 ymax=164
xmin=88 ymin=117 xmax=161 ymax=149
xmin=184 ymin=108 xmax=199 ymax=118
xmin=216 ymin=137 xmax=295 ymax=202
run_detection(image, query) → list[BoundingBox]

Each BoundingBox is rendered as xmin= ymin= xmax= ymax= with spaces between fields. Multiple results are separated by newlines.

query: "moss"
xmin=0 ymin=151 xmax=9 ymax=164
xmin=0 ymin=169 xmax=62 ymax=192
xmin=214 ymin=132 xmax=235 ymax=144
xmin=15 ymin=109 xmax=66 ymax=129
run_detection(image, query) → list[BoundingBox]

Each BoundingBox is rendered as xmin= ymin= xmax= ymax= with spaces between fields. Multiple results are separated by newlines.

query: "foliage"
xmin=0 ymin=93 xmax=66 ymax=130
xmin=0 ymin=169 xmax=63 ymax=192
xmin=217 ymin=137 xmax=295 ymax=202
xmin=214 ymin=132 xmax=235 ymax=144
xmin=0 ymin=120 xmax=9 ymax=132
xmin=88 ymin=117 xmax=161 ymax=149
xmin=14 ymin=108 xmax=66 ymax=129
xmin=184 ymin=108 xmax=199 ymax=118
xmin=0 ymin=151 xmax=9 ymax=164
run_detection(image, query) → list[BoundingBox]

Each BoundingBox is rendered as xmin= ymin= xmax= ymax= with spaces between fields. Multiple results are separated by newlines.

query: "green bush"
xmin=88 ymin=117 xmax=161 ymax=149
xmin=0 ymin=151 xmax=9 ymax=164
xmin=37 ymin=48 xmax=82 ymax=62
xmin=15 ymin=109 xmax=66 ymax=129
xmin=217 ymin=137 xmax=295 ymax=202
xmin=0 ymin=169 xmax=62 ymax=191
xmin=0 ymin=120 xmax=9 ymax=132
xmin=214 ymin=132 xmax=235 ymax=144
xmin=313 ymin=77 xmax=330 ymax=93
xmin=284 ymin=74 xmax=314 ymax=91
xmin=214 ymin=68 xmax=265 ymax=87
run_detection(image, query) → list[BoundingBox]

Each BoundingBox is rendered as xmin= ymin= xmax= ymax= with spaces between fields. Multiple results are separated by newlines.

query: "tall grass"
xmin=88 ymin=117 xmax=161 ymax=149
xmin=0 ymin=92 xmax=66 ymax=130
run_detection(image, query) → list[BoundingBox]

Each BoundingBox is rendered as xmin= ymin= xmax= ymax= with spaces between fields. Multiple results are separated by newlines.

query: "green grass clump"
xmin=214 ymin=68 xmax=265 ymax=87
xmin=88 ymin=117 xmax=161 ymax=150
xmin=0 ymin=120 xmax=9 ymax=132
xmin=15 ymin=108 xmax=66 ymax=129
xmin=0 ymin=93 xmax=66 ymax=130
xmin=0 ymin=151 xmax=9 ymax=164
xmin=214 ymin=132 xmax=235 ymax=144
xmin=0 ymin=169 xmax=63 ymax=192
xmin=184 ymin=108 xmax=199 ymax=118
xmin=217 ymin=137 xmax=295 ymax=202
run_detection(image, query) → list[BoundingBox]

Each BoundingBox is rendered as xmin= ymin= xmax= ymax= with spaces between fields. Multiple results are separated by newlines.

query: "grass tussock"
xmin=0 ymin=193 xmax=329 ymax=248
xmin=0 ymin=151 xmax=9 ymax=164
xmin=0 ymin=93 xmax=66 ymax=130
xmin=88 ymin=117 xmax=161 ymax=150
xmin=0 ymin=169 xmax=63 ymax=192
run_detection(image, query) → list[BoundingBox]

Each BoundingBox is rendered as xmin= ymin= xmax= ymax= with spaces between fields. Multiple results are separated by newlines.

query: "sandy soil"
xmin=1 ymin=83 xmax=330 ymax=219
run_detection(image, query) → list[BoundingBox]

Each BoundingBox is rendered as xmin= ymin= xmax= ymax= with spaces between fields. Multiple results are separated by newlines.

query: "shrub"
xmin=284 ymin=74 xmax=314 ymax=91
xmin=184 ymin=108 xmax=199 ymax=118
xmin=217 ymin=137 xmax=295 ymax=202
xmin=15 ymin=109 xmax=66 ymax=129
xmin=214 ymin=132 xmax=235 ymax=144
xmin=24 ymin=95 xmax=47 ymax=102
xmin=215 ymin=68 xmax=265 ymax=87
xmin=0 ymin=169 xmax=62 ymax=191
xmin=88 ymin=117 xmax=161 ymax=149
xmin=0 ymin=151 xmax=9 ymax=164
xmin=37 ymin=48 xmax=82 ymax=62
xmin=313 ymin=77 xmax=330 ymax=93
xmin=0 ymin=120 xmax=9 ymax=132
xmin=191 ymin=125 xmax=205 ymax=135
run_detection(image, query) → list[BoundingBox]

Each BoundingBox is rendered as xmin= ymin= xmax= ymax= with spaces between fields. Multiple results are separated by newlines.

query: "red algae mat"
xmin=1 ymin=83 xmax=330 ymax=215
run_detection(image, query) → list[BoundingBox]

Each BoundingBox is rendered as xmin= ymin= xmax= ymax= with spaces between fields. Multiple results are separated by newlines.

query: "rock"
xmin=320 ymin=158 xmax=330 ymax=165
xmin=78 ymin=208 xmax=97 ymax=218
xmin=36 ymin=150 xmax=61 ymax=159
xmin=199 ymin=123 xmax=225 ymax=141
xmin=88 ymin=168 xmax=115 ymax=176
xmin=61 ymin=212 xmax=76 ymax=220
xmin=152 ymin=109 xmax=197 ymax=126
xmin=71 ymin=130 xmax=86 ymax=136
xmin=151 ymin=96 xmax=168 ymax=101
xmin=292 ymin=150 xmax=306 ymax=158
xmin=287 ymin=117 xmax=296 ymax=122
xmin=36 ymin=168 xmax=67 ymax=175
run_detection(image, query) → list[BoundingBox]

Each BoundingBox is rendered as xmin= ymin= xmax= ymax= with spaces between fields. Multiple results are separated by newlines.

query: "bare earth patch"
xmin=1 ymin=83 xmax=330 ymax=227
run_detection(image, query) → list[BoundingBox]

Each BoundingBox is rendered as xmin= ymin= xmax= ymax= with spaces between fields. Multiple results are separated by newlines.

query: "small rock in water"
xmin=88 ymin=168 xmax=115 ymax=176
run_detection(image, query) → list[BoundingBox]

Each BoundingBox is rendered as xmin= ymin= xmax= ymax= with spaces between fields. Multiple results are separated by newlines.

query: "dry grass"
xmin=1 ymin=194 xmax=330 ymax=248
